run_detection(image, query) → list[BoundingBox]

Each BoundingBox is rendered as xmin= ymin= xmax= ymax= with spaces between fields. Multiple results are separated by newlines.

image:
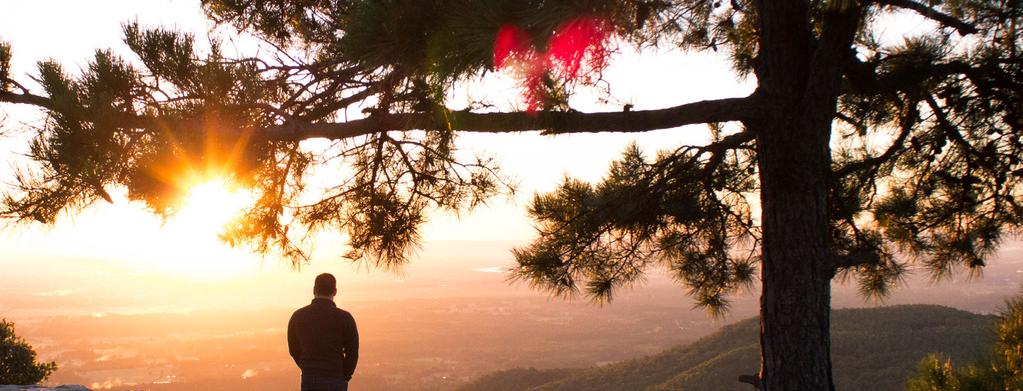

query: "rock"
xmin=0 ymin=386 xmax=90 ymax=391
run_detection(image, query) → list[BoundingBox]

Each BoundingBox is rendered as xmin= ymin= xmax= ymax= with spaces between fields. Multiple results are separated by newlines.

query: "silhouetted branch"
xmin=874 ymin=0 xmax=978 ymax=35
xmin=833 ymin=110 xmax=914 ymax=177
xmin=844 ymin=59 xmax=963 ymax=95
xmin=259 ymin=97 xmax=757 ymax=141
xmin=830 ymin=250 xmax=881 ymax=272
xmin=0 ymin=90 xmax=52 ymax=109
xmin=1 ymin=89 xmax=757 ymax=141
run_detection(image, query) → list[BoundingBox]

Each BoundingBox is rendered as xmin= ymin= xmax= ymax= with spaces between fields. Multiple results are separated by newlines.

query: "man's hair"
xmin=313 ymin=273 xmax=337 ymax=296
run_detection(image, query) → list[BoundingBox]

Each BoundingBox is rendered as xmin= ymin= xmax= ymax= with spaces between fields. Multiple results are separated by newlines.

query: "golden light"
xmin=174 ymin=179 xmax=250 ymax=237
xmin=141 ymin=178 xmax=260 ymax=280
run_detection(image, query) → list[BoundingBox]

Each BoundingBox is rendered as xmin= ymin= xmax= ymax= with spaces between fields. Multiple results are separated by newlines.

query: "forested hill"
xmin=458 ymin=305 xmax=995 ymax=391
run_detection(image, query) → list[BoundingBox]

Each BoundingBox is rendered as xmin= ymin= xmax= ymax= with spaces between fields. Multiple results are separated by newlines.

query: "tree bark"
xmin=748 ymin=0 xmax=858 ymax=387
xmin=754 ymin=113 xmax=835 ymax=390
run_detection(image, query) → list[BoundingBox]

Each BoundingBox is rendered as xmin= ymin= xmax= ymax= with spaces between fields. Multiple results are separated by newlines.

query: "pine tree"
xmin=907 ymin=294 xmax=1023 ymax=390
xmin=1 ymin=1 xmax=1021 ymax=389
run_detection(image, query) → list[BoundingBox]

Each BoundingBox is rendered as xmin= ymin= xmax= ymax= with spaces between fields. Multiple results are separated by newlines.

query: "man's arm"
xmin=344 ymin=314 xmax=359 ymax=381
xmin=287 ymin=313 xmax=302 ymax=367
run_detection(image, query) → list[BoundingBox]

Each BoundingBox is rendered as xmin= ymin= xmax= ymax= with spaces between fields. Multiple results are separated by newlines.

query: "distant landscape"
xmin=3 ymin=241 xmax=1022 ymax=390
xmin=459 ymin=305 xmax=996 ymax=391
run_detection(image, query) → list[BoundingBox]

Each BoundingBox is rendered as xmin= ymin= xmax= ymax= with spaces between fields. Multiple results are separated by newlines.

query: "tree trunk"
xmin=753 ymin=106 xmax=835 ymax=391
xmin=747 ymin=0 xmax=855 ymax=385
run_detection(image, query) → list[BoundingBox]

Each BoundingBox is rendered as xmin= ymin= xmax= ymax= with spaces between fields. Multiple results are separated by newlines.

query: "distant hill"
xmin=458 ymin=305 xmax=995 ymax=391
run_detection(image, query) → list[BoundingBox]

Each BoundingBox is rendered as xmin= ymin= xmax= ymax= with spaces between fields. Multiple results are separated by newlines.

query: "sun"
xmin=173 ymin=179 xmax=251 ymax=236
xmin=141 ymin=178 xmax=260 ymax=280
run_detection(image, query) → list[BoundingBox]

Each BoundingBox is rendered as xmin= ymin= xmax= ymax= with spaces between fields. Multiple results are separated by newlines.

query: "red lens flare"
xmin=493 ymin=24 xmax=532 ymax=69
xmin=493 ymin=17 xmax=615 ymax=112
xmin=547 ymin=18 xmax=614 ymax=82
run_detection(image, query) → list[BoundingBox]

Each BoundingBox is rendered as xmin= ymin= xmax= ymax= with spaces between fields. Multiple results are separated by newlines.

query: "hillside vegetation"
xmin=459 ymin=305 xmax=995 ymax=391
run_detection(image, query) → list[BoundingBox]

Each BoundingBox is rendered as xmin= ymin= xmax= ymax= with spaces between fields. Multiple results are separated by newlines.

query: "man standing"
xmin=288 ymin=273 xmax=360 ymax=391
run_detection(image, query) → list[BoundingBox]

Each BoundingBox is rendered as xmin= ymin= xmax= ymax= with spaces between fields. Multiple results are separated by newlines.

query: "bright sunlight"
xmin=174 ymin=179 xmax=250 ymax=237
xmin=144 ymin=178 xmax=260 ymax=280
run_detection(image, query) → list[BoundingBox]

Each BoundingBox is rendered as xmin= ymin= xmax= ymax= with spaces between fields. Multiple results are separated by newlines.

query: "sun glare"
xmin=175 ymin=179 xmax=250 ymax=235
xmin=142 ymin=178 xmax=261 ymax=280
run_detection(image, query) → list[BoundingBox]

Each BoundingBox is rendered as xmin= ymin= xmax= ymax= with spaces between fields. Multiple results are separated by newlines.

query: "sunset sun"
xmin=137 ymin=178 xmax=259 ymax=280
xmin=174 ymin=178 xmax=250 ymax=235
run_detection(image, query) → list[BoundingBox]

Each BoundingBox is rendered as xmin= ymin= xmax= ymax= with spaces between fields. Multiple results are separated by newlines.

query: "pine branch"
xmin=2 ymin=78 xmax=756 ymax=140
xmin=0 ymin=90 xmax=52 ymax=109
xmin=832 ymin=104 xmax=915 ymax=177
xmin=257 ymin=97 xmax=757 ymax=141
xmin=874 ymin=0 xmax=978 ymax=35
xmin=843 ymin=58 xmax=972 ymax=96
xmin=830 ymin=250 xmax=882 ymax=272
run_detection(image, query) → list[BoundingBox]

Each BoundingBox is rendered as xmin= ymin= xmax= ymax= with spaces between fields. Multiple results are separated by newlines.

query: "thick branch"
xmin=874 ymin=0 xmax=979 ymax=35
xmin=259 ymin=97 xmax=756 ymax=141
xmin=753 ymin=0 xmax=813 ymax=92
xmin=1 ymin=86 xmax=756 ymax=141
xmin=843 ymin=58 xmax=972 ymax=96
xmin=0 ymin=90 xmax=53 ymax=109
xmin=803 ymin=3 xmax=864 ymax=126
xmin=830 ymin=250 xmax=881 ymax=273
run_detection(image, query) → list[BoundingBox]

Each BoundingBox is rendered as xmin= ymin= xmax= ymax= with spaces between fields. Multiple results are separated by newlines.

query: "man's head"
xmin=313 ymin=273 xmax=337 ymax=298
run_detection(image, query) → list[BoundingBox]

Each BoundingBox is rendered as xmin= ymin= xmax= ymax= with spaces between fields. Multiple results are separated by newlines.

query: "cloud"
xmin=36 ymin=289 xmax=74 ymax=297
xmin=90 ymin=378 xmax=125 ymax=390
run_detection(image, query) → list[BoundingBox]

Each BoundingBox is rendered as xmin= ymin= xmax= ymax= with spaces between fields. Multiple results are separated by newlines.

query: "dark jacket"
xmin=288 ymin=298 xmax=360 ymax=380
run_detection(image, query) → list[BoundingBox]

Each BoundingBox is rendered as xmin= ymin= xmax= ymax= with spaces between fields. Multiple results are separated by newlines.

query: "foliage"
xmin=907 ymin=294 xmax=1023 ymax=390
xmin=0 ymin=319 xmax=57 ymax=385
xmin=458 ymin=305 xmax=995 ymax=391
xmin=511 ymin=140 xmax=758 ymax=310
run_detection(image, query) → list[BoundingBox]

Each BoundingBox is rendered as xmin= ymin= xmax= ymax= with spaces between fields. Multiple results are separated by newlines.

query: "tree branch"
xmin=1 ymin=86 xmax=756 ymax=142
xmin=803 ymin=2 xmax=864 ymax=127
xmin=259 ymin=97 xmax=757 ymax=141
xmin=843 ymin=58 xmax=971 ymax=96
xmin=874 ymin=0 xmax=978 ymax=35
xmin=0 ymin=90 xmax=53 ymax=109
xmin=833 ymin=101 xmax=916 ymax=177
xmin=830 ymin=250 xmax=881 ymax=273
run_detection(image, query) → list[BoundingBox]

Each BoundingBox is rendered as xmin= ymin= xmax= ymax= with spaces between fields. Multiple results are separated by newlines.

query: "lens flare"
xmin=493 ymin=17 xmax=615 ymax=111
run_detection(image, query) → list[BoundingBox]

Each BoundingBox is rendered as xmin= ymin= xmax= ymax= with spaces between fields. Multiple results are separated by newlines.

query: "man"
xmin=288 ymin=273 xmax=360 ymax=391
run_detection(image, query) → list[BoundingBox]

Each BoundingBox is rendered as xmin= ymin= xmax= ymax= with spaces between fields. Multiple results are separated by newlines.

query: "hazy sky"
xmin=0 ymin=0 xmax=758 ymax=283
xmin=0 ymin=1 xmax=960 ymax=305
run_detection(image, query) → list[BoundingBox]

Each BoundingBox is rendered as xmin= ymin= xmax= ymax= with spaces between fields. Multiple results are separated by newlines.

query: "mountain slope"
xmin=459 ymin=305 xmax=995 ymax=391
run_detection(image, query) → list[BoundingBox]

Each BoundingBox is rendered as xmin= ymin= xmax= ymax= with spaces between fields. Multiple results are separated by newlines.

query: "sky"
xmin=0 ymin=0 xmax=971 ymax=312
xmin=0 ymin=0 xmax=758 ymax=288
